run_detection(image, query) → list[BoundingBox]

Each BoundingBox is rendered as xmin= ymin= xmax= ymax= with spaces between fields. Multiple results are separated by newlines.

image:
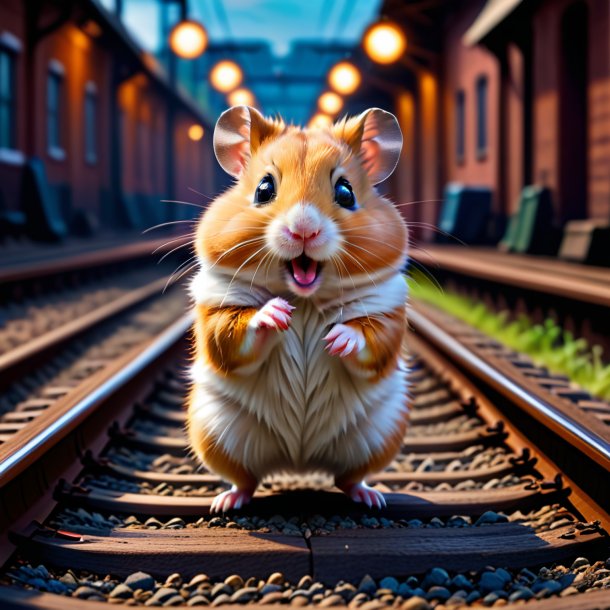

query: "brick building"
xmin=0 ymin=0 xmax=214 ymax=240
xmin=384 ymin=0 xmax=610 ymax=244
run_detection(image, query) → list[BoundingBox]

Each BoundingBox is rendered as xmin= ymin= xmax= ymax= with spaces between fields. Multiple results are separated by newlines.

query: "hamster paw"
xmin=251 ymin=297 xmax=295 ymax=332
xmin=340 ymin=481 xmax=386 ymax=509
xmin=211 ymin=486 xmax=253 ymax=513
xmin=323 ymin=324 xmax=366 ymax=357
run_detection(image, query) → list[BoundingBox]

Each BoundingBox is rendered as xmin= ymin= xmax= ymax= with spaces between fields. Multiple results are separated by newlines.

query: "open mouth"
xmin=287 ymin=254 xmax=321 ymax=288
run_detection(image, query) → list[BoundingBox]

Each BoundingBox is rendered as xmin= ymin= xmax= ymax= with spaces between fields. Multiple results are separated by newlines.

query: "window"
xmin=84 ymin=83 xmax=97 ymax=163
xmin=0 ymin=47 xmax=16 ymax=150
xmin=47 ymin=67 xmax=64 ymax=156
xmin=456 ymin=90 xmax=465 ymax=163
xmin=476 ymin=76 xmax=488 ymax=158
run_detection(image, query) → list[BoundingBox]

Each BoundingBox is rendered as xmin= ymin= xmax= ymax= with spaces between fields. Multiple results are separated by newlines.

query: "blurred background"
xmin=0 ymin=0 xmax=608 ymax=261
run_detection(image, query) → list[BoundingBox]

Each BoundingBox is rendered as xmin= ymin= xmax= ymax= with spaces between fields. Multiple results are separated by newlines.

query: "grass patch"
xmin=408 ymin=271 xmax=610 ymax=402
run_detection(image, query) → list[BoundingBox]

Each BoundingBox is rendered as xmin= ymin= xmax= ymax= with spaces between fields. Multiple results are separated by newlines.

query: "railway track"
xmin=0 ymin=280 xmax=609 ymax=609
xmin=0 ymin=237 xmax=192 ymax=485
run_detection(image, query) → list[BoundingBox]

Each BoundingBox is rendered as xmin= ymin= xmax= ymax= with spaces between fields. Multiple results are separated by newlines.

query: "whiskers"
xmin=338 ymin=224 xmax=445 ymax=300
xmin=163 ymin=254 xmax=199 ymax=294
xmin=220 ymin=243 xmax=270 ymax=307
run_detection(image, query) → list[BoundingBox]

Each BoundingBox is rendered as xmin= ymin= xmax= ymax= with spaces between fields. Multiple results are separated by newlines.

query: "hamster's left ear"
xmin=213 ymin=105 xmax=284 ymax=177
xmin=334 ymin=108 xmax=403 ymax=184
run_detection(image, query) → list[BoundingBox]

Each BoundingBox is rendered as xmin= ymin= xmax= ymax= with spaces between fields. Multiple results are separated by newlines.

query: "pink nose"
xmin=286 ymin=228 xmax=320 ymax=241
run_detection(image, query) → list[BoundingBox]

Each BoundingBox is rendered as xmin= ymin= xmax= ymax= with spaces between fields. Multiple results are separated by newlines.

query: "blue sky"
xmin=120 ymin=0 xmax=381 ymax=57
xmin=105 ymin=0 xmax=382 ymax=123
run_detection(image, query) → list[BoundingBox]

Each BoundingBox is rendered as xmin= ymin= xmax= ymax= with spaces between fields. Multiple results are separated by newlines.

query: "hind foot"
xmin=338 ymin=480 xmax=386 ymax=509
xmin=211 ymin=485 xmax=253 ymax=513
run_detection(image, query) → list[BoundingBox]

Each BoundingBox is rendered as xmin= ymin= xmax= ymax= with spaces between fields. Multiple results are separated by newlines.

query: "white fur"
xmin=266 ymin=202 xmax=340 ymax=262
xmin=189 ymin=267 xmax=409 ymax=482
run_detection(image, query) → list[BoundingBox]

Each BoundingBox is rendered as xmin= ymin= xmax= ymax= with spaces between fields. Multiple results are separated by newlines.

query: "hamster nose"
xmin=285 ymin=203 xmax=323 ymax=242
xmin=287 ymin=227 xmax=320 ymax=242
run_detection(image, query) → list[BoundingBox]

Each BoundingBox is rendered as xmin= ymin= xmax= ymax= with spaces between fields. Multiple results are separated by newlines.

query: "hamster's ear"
xmin=334 ymin=108 xmax=403 ymax=184
xmin=213 ymin=105 xmax=284 ymax=177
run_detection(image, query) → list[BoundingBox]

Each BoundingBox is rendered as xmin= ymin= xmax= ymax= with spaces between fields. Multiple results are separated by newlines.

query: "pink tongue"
xmin=291 ymin=258 xmax=318 ymax=285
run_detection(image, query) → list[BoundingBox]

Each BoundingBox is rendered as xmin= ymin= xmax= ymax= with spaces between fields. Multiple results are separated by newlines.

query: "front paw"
xmin=250 ymin=297 xmax=295 ymax=332
xmin=323 ymin=324 xmax=365 ymax=357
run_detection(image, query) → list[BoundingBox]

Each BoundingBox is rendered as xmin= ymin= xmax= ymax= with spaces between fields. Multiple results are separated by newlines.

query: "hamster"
xmin=188 ymin=105 xmax=409 ymax=512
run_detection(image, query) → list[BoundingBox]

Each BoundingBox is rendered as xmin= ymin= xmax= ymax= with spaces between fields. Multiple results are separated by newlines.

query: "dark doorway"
xmin=559 ymin=1 xmax=588 ymax=222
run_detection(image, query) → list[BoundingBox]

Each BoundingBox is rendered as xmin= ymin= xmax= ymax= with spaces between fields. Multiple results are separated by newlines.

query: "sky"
xmin=100 ymin=0 xmax=382 ymax=123
xmin=119 ymin=0 xmax=382 ymax=57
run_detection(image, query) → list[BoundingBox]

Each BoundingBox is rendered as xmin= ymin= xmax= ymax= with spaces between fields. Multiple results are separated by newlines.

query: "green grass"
xmin=408 ymin=271 xmax=610 ymax=402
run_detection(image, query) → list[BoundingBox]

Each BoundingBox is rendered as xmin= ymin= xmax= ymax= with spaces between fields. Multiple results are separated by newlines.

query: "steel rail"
xmin=409 ymin=307 xmax=610 ymax=472
xmin=2 ymin=305 xmax=610 ymax=608
xmin=0 ymin=276 xmax=173 ymax=379
xmin=0 ymin=313 xmax=193 ymax=486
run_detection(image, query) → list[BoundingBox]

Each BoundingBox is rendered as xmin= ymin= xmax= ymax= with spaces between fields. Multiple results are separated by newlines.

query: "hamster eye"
xmin=334 ymin=177 xmax=356 ymax=210
xmin=254 ymin=174 xmax=276 ymax=205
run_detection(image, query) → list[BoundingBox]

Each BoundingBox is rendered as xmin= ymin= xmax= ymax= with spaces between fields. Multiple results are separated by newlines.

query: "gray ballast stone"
xmin=479 ymin=571 xmax=507 ymax=593
xmin=110 ymin=584 xmax=134 ymax=599
xmin=148 ymin=587 xmax=179 ymax=604
xmin=358 ymin=574 xmax=377 ymax=595
xmin=74 ymin=586 xmax=105 ymax=601
xmin=421 ymin=567 xmax=449 ymax=588
xmin=125 ymin=572 xmax=155 ymax=592
xmin=379 ymin=576 xmax=399 ymax=593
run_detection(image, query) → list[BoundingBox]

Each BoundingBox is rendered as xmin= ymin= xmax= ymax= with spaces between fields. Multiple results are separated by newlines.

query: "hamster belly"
xmin=189 ymin=299 xmax=409 ymax=481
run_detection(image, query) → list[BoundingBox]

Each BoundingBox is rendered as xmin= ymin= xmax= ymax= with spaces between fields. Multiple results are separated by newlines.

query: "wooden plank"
xmin=9 ymin=528 xmax=309 ymax=582
xmin=56 ymin=486 xmax=560 ymax=519
xmin=120 ymin=427 xmax=505 ymax=456
xmin=370 ymin=460 xmax=516 ymax=484
xmin=310 ymin=525 xmax=609 ymax=582
xmin=98 ymin=457 xmax=518 ymax=486
xmin=408 ymin=332 xmax=610 ymax=531
xmin=409 ymin=401 xmax=464 ymax=425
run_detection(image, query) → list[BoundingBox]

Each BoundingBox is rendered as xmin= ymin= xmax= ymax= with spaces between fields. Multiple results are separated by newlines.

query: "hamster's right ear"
xmin=213 ymin=106 xmax=284 ymax=177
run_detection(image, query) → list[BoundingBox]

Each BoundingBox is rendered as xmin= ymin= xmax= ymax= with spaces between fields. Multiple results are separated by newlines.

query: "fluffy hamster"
xmin=188 ymin=105 xmax=409 ymax=512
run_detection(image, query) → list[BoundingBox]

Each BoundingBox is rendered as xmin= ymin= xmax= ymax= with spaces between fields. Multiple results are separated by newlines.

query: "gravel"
xmin=5 ymin=560 xmax=610 ymax=606
xmin=49 ymin=502 xmax=576 ymax=539
xmin=0 ymin=293 xmax=186 ymax=420
xmin=0 ymin=267 xmax=167 ymax=356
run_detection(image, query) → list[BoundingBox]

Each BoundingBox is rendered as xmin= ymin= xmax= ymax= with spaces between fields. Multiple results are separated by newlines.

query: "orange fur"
xmin=196 ymin=125 xmax=406 ymax=279
xmin=344 ymin=307 xmax=406 ymax=380
xmin=195 ymin=304 xmax=258 ymax=375
xmin=189 ymin=107 xmax=410 ymax=508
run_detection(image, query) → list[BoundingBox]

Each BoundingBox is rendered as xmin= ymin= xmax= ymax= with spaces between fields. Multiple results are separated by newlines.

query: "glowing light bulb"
xmin=318 ymin=92 xmax=343 ymax=115
xmin=308 ymin=113 xmax=333 ymax=129
xmin=328 ymin=62 xmax=361 ymax=95
xmin=363 ymin=21 xmax=407 ymax=64
xmin=210 ymin=61 xmax=243 ymax=93
xmin=188 ymin=124 xmax=204 ymax=141
xmin=169 ymin=20 xmax=208 ymax=59
xmin=228 ymin=88 xmax=255 ymax=107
